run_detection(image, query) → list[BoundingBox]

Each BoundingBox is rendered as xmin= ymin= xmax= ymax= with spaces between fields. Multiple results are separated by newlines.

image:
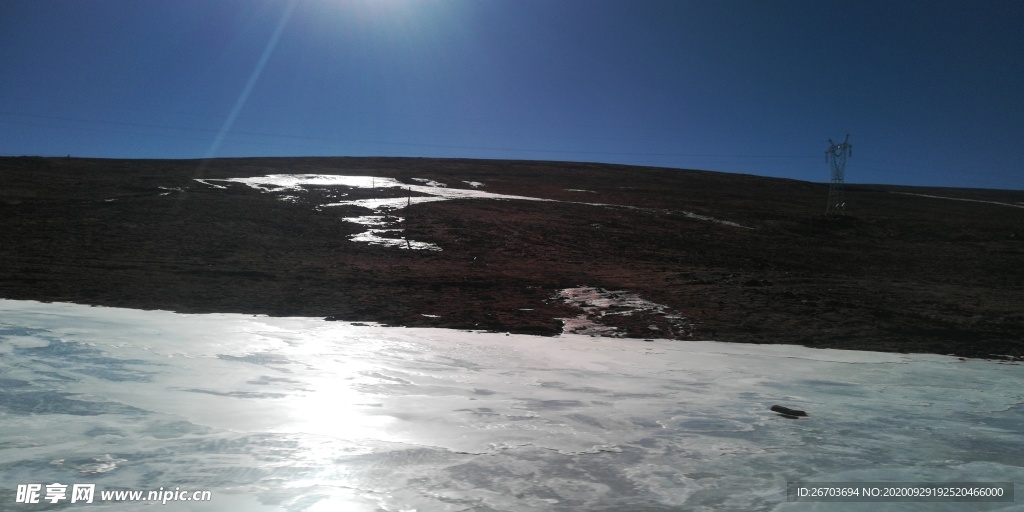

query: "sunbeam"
xmin=205 ymin=0 xmax=299 ymax=159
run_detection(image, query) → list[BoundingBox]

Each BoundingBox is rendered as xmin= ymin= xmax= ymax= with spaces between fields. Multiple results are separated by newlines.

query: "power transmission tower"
xmin=825 ymin=134 xmax=852 ymax=215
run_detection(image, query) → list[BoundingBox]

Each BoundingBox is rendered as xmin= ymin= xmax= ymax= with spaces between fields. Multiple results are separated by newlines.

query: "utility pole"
xmin=825 ymin=134 xmax=852 ymax=216
xmin=405 ymin=188 xmax=411 ymax=250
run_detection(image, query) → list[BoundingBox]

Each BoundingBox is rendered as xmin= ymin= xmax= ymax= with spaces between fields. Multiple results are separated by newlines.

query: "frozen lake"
xmin=1 ymin=299 xmax=1021 ymax=511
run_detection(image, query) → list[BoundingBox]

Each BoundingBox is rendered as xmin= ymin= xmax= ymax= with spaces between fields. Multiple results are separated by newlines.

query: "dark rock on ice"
xmin=770 ymin=405 xmax=807 ymax=417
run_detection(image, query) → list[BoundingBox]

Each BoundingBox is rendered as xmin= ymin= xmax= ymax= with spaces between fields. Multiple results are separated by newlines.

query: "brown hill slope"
xmin=1 ymin=156 xmax=1022 ymax=359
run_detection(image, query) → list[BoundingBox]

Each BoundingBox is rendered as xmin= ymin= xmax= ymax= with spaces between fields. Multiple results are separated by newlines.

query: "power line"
xmin=0 ymin=110 xmax=819 ymax=161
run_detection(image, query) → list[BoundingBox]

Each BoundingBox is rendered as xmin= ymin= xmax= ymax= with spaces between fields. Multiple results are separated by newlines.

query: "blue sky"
xmin=1 ymin=0 xmax=1021 ymax=189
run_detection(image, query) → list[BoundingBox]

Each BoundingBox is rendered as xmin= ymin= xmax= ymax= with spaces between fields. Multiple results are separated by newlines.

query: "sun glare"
xmin=314 ymin=0 xmax=422 ymax=23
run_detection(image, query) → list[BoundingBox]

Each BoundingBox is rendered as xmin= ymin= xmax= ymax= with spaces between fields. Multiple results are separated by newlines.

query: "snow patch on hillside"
xmin=893 ymin=191 xmax=1024 ymax=209
xmin=555 ymin=287 xmax=692 ymax=337
xmin=192 ymin=174 xmax=753 ymax=250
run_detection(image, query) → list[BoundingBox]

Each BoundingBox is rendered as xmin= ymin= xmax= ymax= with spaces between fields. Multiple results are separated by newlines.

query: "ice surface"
xmin=340 ymin=215 xmax=391 ymax=227
xmin=210 ymin=174 xmax=541 ymax=206
xmin=411 ymin=178 xmax=448 ymax=188
xmin=1 ymin=299 xmax=1021 ymax=511
xmin=192 ymin=179 xmax=226 ymax=189
xmin=207 ymin=174 xmax=401 ymax=192
xmin=350 ymin=229 xmax=443 ymax=251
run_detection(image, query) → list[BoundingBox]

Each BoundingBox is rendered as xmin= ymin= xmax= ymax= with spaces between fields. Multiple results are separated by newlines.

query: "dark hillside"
xmin=2 ymin=156 xmax=1021 ymax=359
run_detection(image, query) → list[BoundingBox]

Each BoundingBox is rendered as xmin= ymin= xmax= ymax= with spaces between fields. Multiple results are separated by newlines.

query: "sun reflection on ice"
xmin=275 ymin=352 xmax=399 ymax=441
xmin=282 ymin=381 xmax=397 ymax=439
xmin=3 ymin=300 xmax=1024 ymax=511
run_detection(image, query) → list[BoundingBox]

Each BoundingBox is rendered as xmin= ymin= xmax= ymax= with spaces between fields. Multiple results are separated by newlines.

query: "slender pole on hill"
xmin=825 ymin=134 xmax=853 ymax=216
xmin=405 ymin=187 xmax=411 ymax=250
